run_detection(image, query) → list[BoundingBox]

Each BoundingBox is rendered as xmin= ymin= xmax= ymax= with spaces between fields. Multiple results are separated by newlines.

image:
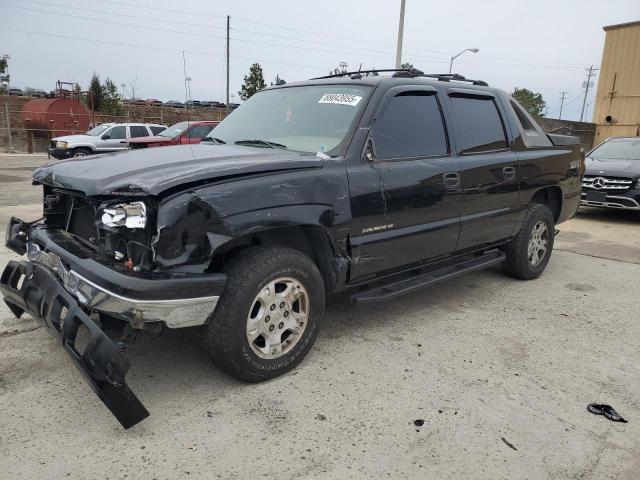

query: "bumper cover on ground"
xmin=1 ymin=260 xmax=149 ymax=429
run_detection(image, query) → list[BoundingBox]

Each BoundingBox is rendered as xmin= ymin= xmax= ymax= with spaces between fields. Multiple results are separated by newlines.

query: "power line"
xmin=0 ymin=28 xmax=328 ymax=71
xmin=94 ymin=0 xmax=225 ymax=19
xmin=5 ymin=4 xmax=228 ymax=39
xmin=6 ymin=2 xmax=593 ymax=70
xmin=19 ymin=0 xmax=225 ymax=29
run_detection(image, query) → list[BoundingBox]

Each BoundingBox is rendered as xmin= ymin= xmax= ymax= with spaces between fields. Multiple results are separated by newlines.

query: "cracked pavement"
xmin=1 ymin=154 xmax=639 ymax=479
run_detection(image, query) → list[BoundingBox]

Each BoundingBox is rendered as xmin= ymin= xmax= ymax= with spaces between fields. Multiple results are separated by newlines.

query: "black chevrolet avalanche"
xmin=1 ymin=70 xmax=584 ymax=428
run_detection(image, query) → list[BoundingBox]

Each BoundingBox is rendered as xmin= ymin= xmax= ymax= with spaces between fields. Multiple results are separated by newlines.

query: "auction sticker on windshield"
xmin=318 ymin=93 xmax=363 ymax=106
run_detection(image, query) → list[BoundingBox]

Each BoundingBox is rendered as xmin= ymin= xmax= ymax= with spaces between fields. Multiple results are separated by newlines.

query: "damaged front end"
xmin=1 ymin=188 xmax=227 ymax=428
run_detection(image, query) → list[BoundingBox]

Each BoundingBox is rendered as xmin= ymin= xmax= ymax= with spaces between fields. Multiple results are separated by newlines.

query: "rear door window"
xmin=129 ymin=125 xmax=150 ymax=138
xmin=373 ymin=92 xmax=448 ymax=159
xmin=149 ymin=126 xmax=166 ymax=135
xmin=449 ymin=96 xmax=507 ymax=154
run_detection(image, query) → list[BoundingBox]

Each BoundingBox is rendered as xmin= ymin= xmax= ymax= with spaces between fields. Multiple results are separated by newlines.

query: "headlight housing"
xmin=100 ymin=201 xmax=147 ymax=229
xmin=55 ymin=141 xmax=68 ymax=149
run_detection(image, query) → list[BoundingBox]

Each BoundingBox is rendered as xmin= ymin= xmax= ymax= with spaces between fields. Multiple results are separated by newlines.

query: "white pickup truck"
xmin=48 ymin=122 xmax=166 ymax=159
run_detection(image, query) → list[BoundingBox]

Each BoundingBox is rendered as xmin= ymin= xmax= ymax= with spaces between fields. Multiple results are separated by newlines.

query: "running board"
xmin=351 ymin=249 xmax=505 ymax=305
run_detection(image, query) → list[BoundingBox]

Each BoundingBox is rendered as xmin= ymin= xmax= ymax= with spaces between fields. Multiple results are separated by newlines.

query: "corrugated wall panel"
xmin=593 ymin=23 xmax=640 ymax=144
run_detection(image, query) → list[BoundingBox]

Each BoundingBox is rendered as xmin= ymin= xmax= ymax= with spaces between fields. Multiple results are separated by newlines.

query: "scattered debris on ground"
xmin=587 ymin=403 xmax=628 ymax=423
xmin=501 ymin=437 xmax=518 ymax=451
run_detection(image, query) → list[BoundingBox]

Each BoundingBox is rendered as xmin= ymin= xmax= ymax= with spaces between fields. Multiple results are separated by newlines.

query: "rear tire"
xmin=206 ymin=246 xmax=325 ymax=382
xmin=503 ymin=202 xmax=555 ymax=280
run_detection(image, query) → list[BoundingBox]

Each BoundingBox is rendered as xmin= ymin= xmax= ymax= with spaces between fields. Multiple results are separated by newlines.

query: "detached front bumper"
xmin=47 ymin=147 xmax=73 ymax=160
xmin=1 ymin=260 xmax=150 ymax=428
xmin=2 ymin=218 xmax=227 ymax=428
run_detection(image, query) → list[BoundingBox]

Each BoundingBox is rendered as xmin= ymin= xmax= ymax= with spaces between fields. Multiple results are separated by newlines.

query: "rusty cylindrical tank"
xmin=20 ymin=98 xmax=91 ymax=139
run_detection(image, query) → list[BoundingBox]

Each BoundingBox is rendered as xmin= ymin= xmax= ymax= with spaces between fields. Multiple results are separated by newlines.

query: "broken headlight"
xmin=100 ymin=201 xmax=147 ymax=229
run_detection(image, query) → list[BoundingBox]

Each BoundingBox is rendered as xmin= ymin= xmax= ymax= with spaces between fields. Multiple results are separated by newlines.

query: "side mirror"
xmin=102 ymin=134 xmax=111 ymax=140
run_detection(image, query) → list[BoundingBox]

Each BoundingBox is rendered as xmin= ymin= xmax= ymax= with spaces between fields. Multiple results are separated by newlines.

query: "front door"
xmin=446 ymin=90 xmax=520 ymax=251
xmin=97 ymin=125 xmax=128 ymax=151
xmin=347 ymin=86 xmax=462 ymax=282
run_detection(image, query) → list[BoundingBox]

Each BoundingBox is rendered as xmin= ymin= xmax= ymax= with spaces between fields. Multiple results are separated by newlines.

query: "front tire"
xmin=503 ymin=202 xmax=555 ymax=280
xmin=206 ymin=246 xmax=325 ymax=382
xmin=72 ymin=147 xmax=92 ymax=158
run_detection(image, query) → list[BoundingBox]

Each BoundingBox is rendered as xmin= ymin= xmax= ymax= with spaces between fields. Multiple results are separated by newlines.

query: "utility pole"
xmin=580 ymin=65 xmax=597 ymax=122
xmin=558 ymin=91 xmax=568 ymax=120
xmin=226 ymin=15 xmax=230 ymax=116
xmin=395 ymin=0 xmax=406 ymax=68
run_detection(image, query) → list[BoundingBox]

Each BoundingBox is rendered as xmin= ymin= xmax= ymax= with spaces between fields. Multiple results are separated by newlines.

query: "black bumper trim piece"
xmin=0 ymin=260 xmax=149 ymax=429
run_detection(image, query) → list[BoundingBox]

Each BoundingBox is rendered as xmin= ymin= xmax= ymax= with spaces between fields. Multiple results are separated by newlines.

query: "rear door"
xmin=96 ymin=125 xmax=128 ymax=151
xmin=347 ymin=86 xmax=462 ymax=281
xmin=447 ymin=89 xmax=520 ymax=251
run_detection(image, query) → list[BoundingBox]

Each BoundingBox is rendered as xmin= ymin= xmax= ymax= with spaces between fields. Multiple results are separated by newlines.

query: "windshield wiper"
xmin=234 ymin=139 xmax=287 ymax=149
xmin=203 ymin=137 xmax=226 ymax=144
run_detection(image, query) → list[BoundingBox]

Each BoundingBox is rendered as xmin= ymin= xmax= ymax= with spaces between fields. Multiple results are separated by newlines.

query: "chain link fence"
xmin=1 ymin=100 xmax=228 ymax=153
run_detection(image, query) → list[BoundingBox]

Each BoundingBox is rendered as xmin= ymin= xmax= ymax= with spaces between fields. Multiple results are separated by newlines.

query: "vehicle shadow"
xmin=122 ymin=266 xmax=506 ymax=400
xmin=576 ymin=206 xmax=640 ymax=225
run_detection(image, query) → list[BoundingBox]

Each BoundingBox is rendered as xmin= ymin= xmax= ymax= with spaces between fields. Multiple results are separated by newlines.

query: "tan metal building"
xmin=592 ymin=20 xmax=640 ymax=145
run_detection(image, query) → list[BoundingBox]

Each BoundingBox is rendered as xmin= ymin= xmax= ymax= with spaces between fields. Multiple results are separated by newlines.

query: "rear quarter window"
xmin=509 ymin=99 xmax=552 ymax=147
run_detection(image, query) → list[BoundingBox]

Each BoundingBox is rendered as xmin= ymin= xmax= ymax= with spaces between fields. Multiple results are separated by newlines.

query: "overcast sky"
xmin=2 ymin=0 xmax=639 ymax=121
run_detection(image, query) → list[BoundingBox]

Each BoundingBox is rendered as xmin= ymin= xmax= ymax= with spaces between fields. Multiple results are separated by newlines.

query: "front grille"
xmin=582 ymin=176 xmax=634 ymax=193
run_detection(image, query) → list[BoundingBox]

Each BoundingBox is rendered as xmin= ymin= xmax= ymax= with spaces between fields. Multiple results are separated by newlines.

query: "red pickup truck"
xmin=128 ymin=120 xmax=219 ymax=149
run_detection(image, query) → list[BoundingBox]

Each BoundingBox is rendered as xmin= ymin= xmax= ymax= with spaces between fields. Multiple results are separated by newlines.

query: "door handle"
xmin=502 ymin=166 xmax=516 ymax=180
xmin=120 ymin=140 xmax=127 ymax=144
xmin=443 ymin=172 xmax=461 ymax=187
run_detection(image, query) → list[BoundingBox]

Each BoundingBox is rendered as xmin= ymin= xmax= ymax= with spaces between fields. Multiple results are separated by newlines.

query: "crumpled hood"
xmin=33 ymin=144 xmax=322 ymax=196
xmin=585 ymin=156 xmax=640 ymax=178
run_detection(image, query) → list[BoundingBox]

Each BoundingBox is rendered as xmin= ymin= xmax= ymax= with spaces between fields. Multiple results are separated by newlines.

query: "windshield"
xmin=158 ymin=122 xmax=189 ymax=138
xmin=86 ymin=124 xmax=111 ymax=136
xmin=204 ymin=85 xmax=372 ymax=156
xmin=590 ymin=139 xmax=640 ymax=160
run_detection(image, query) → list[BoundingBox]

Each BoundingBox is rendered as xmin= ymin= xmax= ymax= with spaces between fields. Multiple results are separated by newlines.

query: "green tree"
xmin=400 ymin=62 xmax=414 ymax=69
xmin=88 ymin=73 xmax=104 ymax=111
xmin=102 ymin=77 xmax=121 ymax=113
xmin=512 ymin=87 xmax=546 ymax=118
xmin=239 ymin=63 xmax=266 ymax=101
xmin=0 ymin=56 xmax=9 ymax=92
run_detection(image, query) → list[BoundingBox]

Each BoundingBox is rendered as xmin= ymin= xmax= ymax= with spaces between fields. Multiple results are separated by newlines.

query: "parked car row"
xmin=6 ymin=88 xmax=48 ymax=97
xmin=4 ymin=88 xmax=240 ymax=110
xmin=162 ymin=100 xmax=239 ymax=109
xmin=47 ymin=120 xmax=220 ymax=159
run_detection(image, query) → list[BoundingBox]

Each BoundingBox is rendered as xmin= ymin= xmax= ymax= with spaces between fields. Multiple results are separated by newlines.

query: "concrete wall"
xmin=538 ymin=118 xmax=596 ymax=150
xmin=0 ymin=95 xmax=229 ymax=153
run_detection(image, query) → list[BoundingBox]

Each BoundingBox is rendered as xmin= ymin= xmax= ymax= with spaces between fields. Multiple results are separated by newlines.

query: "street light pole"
xmin=395 ymin=0 xmax=406 ymax=69
xmin=449 ymin=48 xmax=479 ymax=74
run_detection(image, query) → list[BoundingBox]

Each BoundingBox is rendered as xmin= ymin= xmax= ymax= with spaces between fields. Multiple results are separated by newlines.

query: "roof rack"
xmin=312 ymin=68 xmax=489 ymax=86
